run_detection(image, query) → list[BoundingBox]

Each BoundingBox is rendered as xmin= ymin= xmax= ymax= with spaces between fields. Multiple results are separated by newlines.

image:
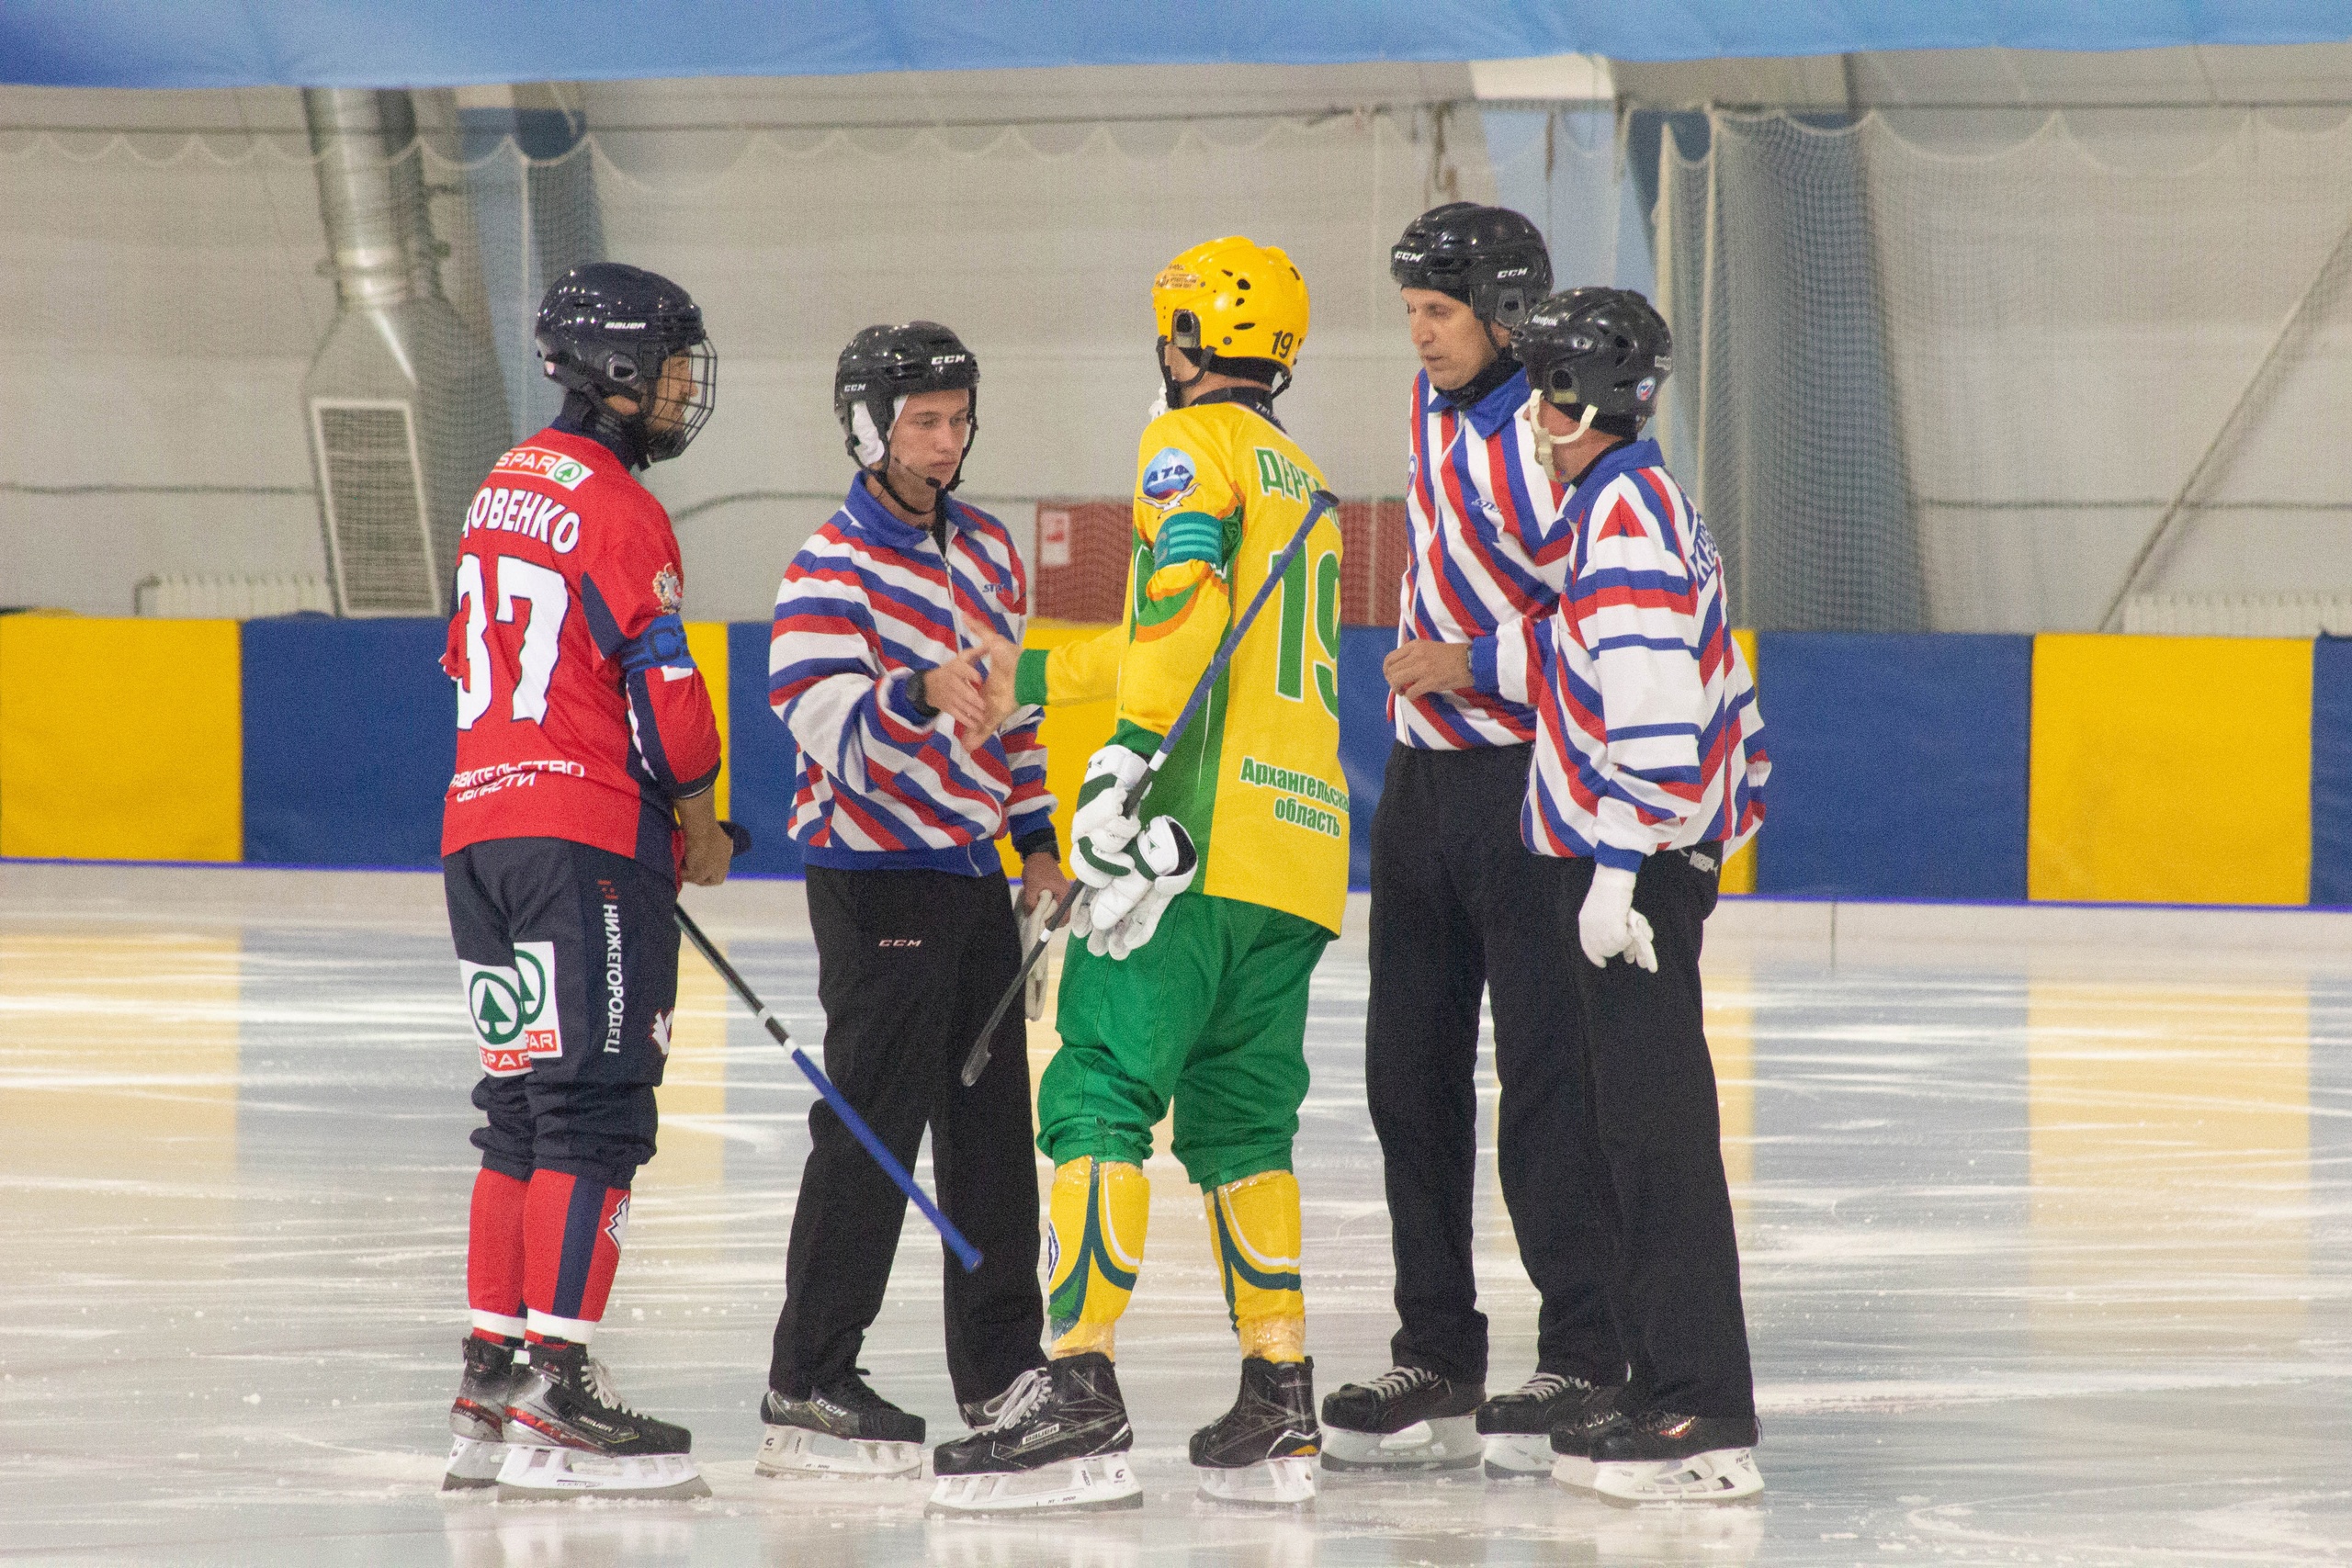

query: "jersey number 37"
xmin=453 ymin=552 xmax=570 ymax=729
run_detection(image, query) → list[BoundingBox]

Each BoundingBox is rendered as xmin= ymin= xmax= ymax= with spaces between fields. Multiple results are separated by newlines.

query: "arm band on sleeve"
xmin=617 ymin=613 xmax=692 ymax=674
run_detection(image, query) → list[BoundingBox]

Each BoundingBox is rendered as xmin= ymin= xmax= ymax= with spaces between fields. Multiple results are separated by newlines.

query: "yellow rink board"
xmin=2028 ymin=635 xmax=2310 ymax=905
xmin=1721 ymin=627 xmax=1759 ymax=895
xmin=0 ymin=617 xmax=243 ymax=862
xmin=997 ymin=619 xmax=1120 ymax=879
xmin=683 ymin=621 xmax=729 ymax=823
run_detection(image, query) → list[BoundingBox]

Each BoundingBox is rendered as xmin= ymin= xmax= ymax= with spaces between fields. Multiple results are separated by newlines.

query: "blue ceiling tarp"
xmin=6 ymin=2 xmax=2349 ymax=89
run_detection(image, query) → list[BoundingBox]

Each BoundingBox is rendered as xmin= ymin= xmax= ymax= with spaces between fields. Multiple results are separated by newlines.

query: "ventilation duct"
xmin=300 ymin=88 xmax=510 ymax=617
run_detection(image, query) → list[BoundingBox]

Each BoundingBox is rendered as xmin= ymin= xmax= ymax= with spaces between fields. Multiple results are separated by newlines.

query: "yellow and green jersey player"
xmin=1012 ymin=239 xmax=1349 ymax=1436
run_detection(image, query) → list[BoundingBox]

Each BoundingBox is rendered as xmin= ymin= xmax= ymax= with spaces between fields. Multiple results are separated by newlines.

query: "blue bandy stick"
xmin=674 ymin=898 xmax=981 ymax=1274
xmin=957 ymin=487 xmax=1340 ymax=1088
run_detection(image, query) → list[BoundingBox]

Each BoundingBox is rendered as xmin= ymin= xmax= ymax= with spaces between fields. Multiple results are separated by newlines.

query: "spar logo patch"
xmin=1140 ymin=447 xmax=1198 ymax=510
xmin=461 ymin=942 xmax=561 ymax=1076
xmin=492 ymin=445 xmax=594 ymax=491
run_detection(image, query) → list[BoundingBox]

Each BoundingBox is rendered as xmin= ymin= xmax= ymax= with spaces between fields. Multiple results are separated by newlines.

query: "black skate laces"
xmin=979 ymin=1367 xmax=1051 ymax=1432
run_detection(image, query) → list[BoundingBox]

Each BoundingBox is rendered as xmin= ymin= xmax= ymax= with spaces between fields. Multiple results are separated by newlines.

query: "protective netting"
xmin=1663 ymin=107 xmax=2352 ymax=632
xmin=0 ymin=110 xmax=1466 ymax=619
xmin=6 ymin=103 xmax=2351 ymax=630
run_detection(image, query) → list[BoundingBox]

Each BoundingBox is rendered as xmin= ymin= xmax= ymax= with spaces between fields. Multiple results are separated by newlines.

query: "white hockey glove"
xmin=1080 ymin=816 xmax=1197 ymax=960
xmin=1578 ymin=863 xmax=1657 ymax=972
xmin=1070 ymin=744 xmax=1150 ymax=864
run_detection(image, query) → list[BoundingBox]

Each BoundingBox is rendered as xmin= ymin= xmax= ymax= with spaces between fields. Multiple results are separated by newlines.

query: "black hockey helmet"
xmin=1515 ymin=287 xmax=1672 ymax=436
xmin=833 ymin=321 xmax=980 ymax=491
xmin=535 ymin=262 xmax=717 ymax=465
xmin=1389 ymin=203 xmax=1553 ymax=329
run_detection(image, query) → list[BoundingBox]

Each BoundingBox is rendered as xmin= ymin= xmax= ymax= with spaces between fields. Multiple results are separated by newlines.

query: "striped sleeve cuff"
xmin=1467 ymin=634 xmax=1499 ymax=695
xmin=1592 ymin=840 xmax=1648 ymax=874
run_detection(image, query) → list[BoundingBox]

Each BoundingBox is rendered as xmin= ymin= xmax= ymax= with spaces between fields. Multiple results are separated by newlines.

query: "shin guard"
xmin=1205 ymin=1170 xmax=1305 ymax=1362
xmin=522 ymin=1170 xmax=628 ymax=1345
xmin=1046 ymin=1158 xmax=1147 ymax=1359
xmin=466 ymin=1168 xmax=529 ymax=1341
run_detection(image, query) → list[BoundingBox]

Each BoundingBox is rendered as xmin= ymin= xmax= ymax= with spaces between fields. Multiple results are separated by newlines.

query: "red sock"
xmin=466 ymin=1168 xmax=528 ymax=1341
xmin=522 ymin=1170 xmax=629 ymax=1344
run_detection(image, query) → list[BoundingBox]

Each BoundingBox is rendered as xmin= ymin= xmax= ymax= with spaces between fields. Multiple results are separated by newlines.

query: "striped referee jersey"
xmin=1511 ymin=438 xmax=1768 ymax=871
xmin=1394 ymin=366 xmax=1572 ymax=750
xmin=768 ymin=479 xmax=1056 ymax=874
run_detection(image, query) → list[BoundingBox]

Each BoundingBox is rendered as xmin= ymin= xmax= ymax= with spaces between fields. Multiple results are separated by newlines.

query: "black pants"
xmin=770 ymin=865 xmax=1046 ymax=1408
xmin=1547 ymin=847 xmax=1755 ymax=1418
xmin=444 ymin=837 xmax=676 ymax=1190
xmin=1365 ymin=743 xmax=1626 ymax=1387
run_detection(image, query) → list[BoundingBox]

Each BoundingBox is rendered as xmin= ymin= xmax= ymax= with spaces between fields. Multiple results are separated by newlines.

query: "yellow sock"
xmin=1046 ymin=1157 xmax=1147 ymax=1359
xmin=1204 ymin=1169 xmax=1305 ymax=1362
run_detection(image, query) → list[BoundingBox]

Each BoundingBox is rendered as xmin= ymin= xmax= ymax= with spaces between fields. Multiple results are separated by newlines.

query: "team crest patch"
xmin=492 ymin=445 xmax=594 ymax=491
xmin=1635 ymin=376 xmax=1658 ymax=403
xmin=652 ymin=563 xmax=683 ymax=615
xmin=461 ymin=941 xmax=560 ymax=1076
xmin=1140 ymin=447 xmax=1198 ymax=510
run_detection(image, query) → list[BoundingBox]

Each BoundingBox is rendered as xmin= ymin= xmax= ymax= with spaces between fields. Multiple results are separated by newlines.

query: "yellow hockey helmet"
xmin=1152 ymin=235 xmax=1310 ymax=398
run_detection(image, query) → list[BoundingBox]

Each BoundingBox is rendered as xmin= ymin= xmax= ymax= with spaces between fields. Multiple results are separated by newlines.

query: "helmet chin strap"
xmin=876 ymin=455 xmax=944 ymax=519
xmin=1159 ymin=337 xmax=1210 ymax=412
xmin=1520 ymin=390 xmax=1597 ymax=470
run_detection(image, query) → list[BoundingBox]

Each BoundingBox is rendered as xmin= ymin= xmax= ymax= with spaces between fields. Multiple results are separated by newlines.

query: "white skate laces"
xmin=1360 ymin=1365 xmax=1442 ymax=1400
xmin=980 ymin=1367 xmax=1051 ymax=1432
xmin=1510 ymin=1372 xmax=1573 ymax=1401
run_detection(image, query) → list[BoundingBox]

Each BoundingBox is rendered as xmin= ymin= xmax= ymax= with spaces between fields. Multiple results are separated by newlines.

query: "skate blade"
xmin=926 ymin=1454 xmax=1142 ymax=1515
xmin=442 ymin=1435 xmax=508 ymax=1492
xmin=1552 ymin=1451 xmax=1599 ymax=1491
xmin=494 ymin=1444 xmax=712 ymax=1501
xmin=1592 ymin=1447 xmax=1763 ymax=1505
xmin=1318 ymin=1416 xmax=1483 ymax=1472
xmin=754 ymin=1423 xmax=923 ymax=1480
xmin=1480 ymin=1433 xmax=1555 ymax=1479
xmin=1194 ymin=1455 xmax=1316 ymax=1507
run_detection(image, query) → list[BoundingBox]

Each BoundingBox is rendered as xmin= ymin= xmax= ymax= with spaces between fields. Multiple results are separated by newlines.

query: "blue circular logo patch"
xmin=1141 ymin=446 xmax=1198 ymax=509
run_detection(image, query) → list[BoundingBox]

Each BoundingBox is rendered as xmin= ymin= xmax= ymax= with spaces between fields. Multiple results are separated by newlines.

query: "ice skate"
xmin=1476 ymin=1371 xmax=1620 ymax=1480
xmin=1190 ymin=1356 xmax=1319 ymax=1506
xmin=927 ymin=1355 xmax=1142 ymax=1514
xmin=1317 ymin=1365 xmax=1484 ymax=1472
xmin=1548 ymin=1393 xmax=1632 ymax=1492
xmin=755 ymin=1371 xmax=925 ymax=1479
xmin=495 ymin=1340 xmax=710 ymax=1500
xmin=443 ymin=1335 xmax=528 ymax=1492
xmin=1590 ymin=1410 xmax=1762 ymax=1504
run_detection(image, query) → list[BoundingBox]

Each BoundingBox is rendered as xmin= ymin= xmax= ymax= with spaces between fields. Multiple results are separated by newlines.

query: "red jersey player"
xmin=438 ymin=263 xmax=729 ymax=1500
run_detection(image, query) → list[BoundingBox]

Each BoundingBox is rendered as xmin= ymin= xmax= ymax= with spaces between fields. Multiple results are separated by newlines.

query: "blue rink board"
xmin=241 ymin=617 xmax=454 ymax=869
xmin=2311 ymin=637 xmax=2352 ymax=907
xmin=235 ymin=618 xmax=2056 ymax=899
xmin=1749 ymin=632 xmax=2033 ymax=902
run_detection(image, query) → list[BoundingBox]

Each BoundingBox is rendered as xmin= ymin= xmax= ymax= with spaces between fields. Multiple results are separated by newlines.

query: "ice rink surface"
xmin=3 ymin=862 xmax=2348 ymax=1566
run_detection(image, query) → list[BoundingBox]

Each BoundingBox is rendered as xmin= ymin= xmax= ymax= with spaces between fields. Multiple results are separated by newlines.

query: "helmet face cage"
xmin=533 ymin=264 xmax=714 ymax=465
xmin=639 ymin=337 xmax=718 ymax=463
